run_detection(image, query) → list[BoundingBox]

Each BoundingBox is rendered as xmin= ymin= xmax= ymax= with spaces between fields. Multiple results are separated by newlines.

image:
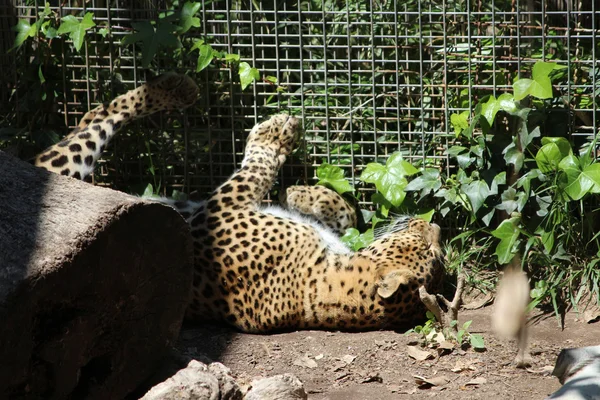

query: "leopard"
xmin=34 ymin=72 xmax=199 ymax=180
xmin=281 ymin=184 xmax=358 ymax=236
xmin=186 ymin=113 xmax=446 ymax=333
xmin=31 ymin=77 xmax=444 ymax=333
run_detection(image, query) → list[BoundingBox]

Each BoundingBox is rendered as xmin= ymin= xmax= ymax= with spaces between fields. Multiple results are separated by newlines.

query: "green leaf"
xmin=142 ymin=183 xmax=154 ymax=197
xmin=496 ymin=187 xmax=527 ymax=214
xmin=371 ymin=193 xmax=392 ymax=218
xmin=489 ymin=171 xmax=506 ymax=196
xmin=535 ymin=137 xmax=572 ymax=173
xmin=469 ymin=334 xmax=485 ymax=350
xmin=361 ymin=153 xmax=417 ymax=207
xmin=404 ymin=168 xmax=441 ymax=196
xmin=446 ymin=146 xmax=467 ymax=157
xmin=57 ymin=12 xmax=96 ymax=52
xmin=122 ymin=20 xmax=180 ymax=68
xmin=224 ymin=53 xmax=240 ymax=63
xmin=503 ymin=142 xmax=524 ymax=173
xmin=497 ymin=93 xmax=517 ymax=113
xmin=179 ymin=1 xmax=201 ymax=34
xmin=538 ymin=228 xmax=555 ymax=253
xmin=98 ymin=27 xmax=109 ymax=38
xmin=416 ymin=208 xmax=435 ymax=222
xmin=461 ymin=180 xmax=490 ymax=214
xmin=361 ymin=163 xmax=386 ymax=184
xmin=532 ymin=61 xmax=567 ymax=82
xmin=480 ymin=95 xmax=501 ymax=125
xmin=12 ymin=19 xmax=38 ymax=48
xmin=239 ymin=62 xmax=260 ymax=90
xmin=38 ymin=65 xmax=45 ymax=84
xmin=316 ymin=163 xmax=354 ymax=194
xmin=491 ymin=217 xmax=521 ymax=264
xmin=193 ymin=43 xmax=214 ymax=72
xmin=386 ymin=153 xmax=419 ymax=176
xmin=341 ymin=228 xmax=374 ymax=251
xmin=513 ymin=62 xmax=566 ymax=101
xmin=561 ymin=159 xmax=600 ymax=200
xmin=450 ymin=111 xmax=469 ymax=136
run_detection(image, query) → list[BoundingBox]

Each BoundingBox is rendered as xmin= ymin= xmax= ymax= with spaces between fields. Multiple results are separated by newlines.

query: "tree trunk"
xmin=0 ymin=151 xmax=193 ymax=400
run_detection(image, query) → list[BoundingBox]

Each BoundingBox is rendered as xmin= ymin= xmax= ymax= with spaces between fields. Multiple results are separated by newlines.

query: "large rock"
xmin=547 ymin=345 xmax=600 ymax=400
xmin=0 ymin=151 xmax=193 ymax=399
xmin=139 ymin=360 xmax=243 ymax=400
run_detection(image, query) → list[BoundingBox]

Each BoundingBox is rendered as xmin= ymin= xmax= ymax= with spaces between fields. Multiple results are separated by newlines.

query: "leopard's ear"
xmin=377 ymin=270 xmax=416 ymax=298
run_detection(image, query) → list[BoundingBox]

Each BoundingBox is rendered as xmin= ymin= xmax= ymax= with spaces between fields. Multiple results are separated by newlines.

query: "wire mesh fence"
xmin=1 ymin=0 xmax=598 ymax=205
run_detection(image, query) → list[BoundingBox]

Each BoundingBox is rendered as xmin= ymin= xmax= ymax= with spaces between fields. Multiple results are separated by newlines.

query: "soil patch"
xmin=177 ymin=308 xmax=600 ymax=399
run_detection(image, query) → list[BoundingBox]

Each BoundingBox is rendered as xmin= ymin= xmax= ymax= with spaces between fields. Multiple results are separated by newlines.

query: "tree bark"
xmin=0 ymin=151 xmax=193 ymax=400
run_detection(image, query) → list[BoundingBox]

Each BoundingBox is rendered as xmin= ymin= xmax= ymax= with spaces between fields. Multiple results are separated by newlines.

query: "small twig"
xmin=419 ymin=273 xmax=466 ymax=336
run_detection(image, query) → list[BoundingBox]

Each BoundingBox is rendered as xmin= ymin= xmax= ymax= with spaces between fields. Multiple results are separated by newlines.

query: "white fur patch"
xmin=260 ymin=205 xmax=352 ymax=255
xmin=143 ymin=195 xmax=352 ymax=255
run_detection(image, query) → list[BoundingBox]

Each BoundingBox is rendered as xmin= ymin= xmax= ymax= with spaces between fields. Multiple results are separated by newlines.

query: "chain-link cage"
xmin=1 ymin=0 xmax=598 ymax=205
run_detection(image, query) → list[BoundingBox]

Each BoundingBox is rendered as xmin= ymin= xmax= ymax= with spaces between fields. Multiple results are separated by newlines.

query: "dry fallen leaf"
xmin=451 ymin=360 xmax=476 ymax=373
xmin=583 ymin=308 xmax=600 ymax=324
xmin=437 ymin=341 xmax=455 ymax=356
xmin=341 ymin=354 xmax=357 ymax=364
xmin=414 ymin=375 xmax=449 ymax=388
xmin=465 ymin=377 xmax=487 ymax=386
xmin=426 ymin=329 xmax=445 ymax=344
xmin=463 ymin=292 xmax=494 ymax=310
xmin=293 ymin=355 xmax=318 ymax=369
xmin=407 ymin=346 xmax=434 ymax=361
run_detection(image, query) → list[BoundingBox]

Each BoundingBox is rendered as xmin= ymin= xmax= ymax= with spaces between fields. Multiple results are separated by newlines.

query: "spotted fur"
xmin=186 ymin=114 xmax=445 ymax=333
xmin=34 ymin=72 xmax=199 ymax=180
xmin=281 ymin=185 xmax=357 ymax=235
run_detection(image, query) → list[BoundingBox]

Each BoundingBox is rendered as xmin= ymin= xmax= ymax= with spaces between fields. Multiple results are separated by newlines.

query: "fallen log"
xmin=0 ymin=151 xmax=193 ymax=400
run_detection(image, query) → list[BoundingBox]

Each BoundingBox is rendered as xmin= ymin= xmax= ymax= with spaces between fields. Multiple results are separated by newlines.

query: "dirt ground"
xmin=175 ymin=306 xmax=600 ymax=400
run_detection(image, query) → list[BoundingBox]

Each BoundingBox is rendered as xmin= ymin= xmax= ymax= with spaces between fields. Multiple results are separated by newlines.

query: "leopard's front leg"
xmin=202 ymin=114 xmax=299 ymax=213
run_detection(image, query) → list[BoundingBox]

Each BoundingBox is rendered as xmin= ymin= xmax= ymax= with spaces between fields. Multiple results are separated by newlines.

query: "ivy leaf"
xmin=239 ymin=62 xmax=260 ymax=90
xmin=404 ymin=168 xmax=441 ymax=197
xmin=480 ymin=95 xmax=501 ymax=125
xmin=536 ymin=227 xmax=555 ymax=253
xmin=497 ymin=187 xmax=527 ymax=214
xmin=190 ymin=41 xmax=214 ymax=72
xmin=341 ymin=228 xmax=374 ymax=251
xmin=489 ymin=171 xmax=506 ymax=196
xmin=416 ymin=208 xmax=435 ymax=222
xmin=560 ymin=158 xmax=600 ymax=200
xmin=517 ymin=169 xmax=545 ymax=194
xmin=503 ymin=142 xmax=524 ymax=173
xmin=179 ymin=1 xmax=201 ymax=34
xmin=12 ymin=19 xmax=38 ymax=49
xmin=224 ymin=53 xmax=240 ymax=63
xmin=535 ymin=137 xmax=572 ymax=173
xmin=513 ymin=61 xmax=566 ymax=100
xmin=497 ymin=93 xmax=517 ymax=113
xmin=532 ymin=61 xmax=567 ymax=82
xmin=491 ymin=217 xmax=521 ymax=264
xmin=122 ymin=20 xmax=180 ymax=68
xmin=361 ymin=153 xmax=417 ymax=207
xmin=450 ymin=111 xmax=469 ymax=136
xmin=535 ymin=195 xmax=552 ymax=217
xmin=57 ymin=12 xmax=96 ymax=52
xmin=461 ymin=180 xmax=490 ymax=214
xmin=519 ymin=124 xmax=541 ymax=152
xmin=316 ymin=163 xmax=354 ymax=194
xmin=371 ymin=193 xmax=392 ymax=218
